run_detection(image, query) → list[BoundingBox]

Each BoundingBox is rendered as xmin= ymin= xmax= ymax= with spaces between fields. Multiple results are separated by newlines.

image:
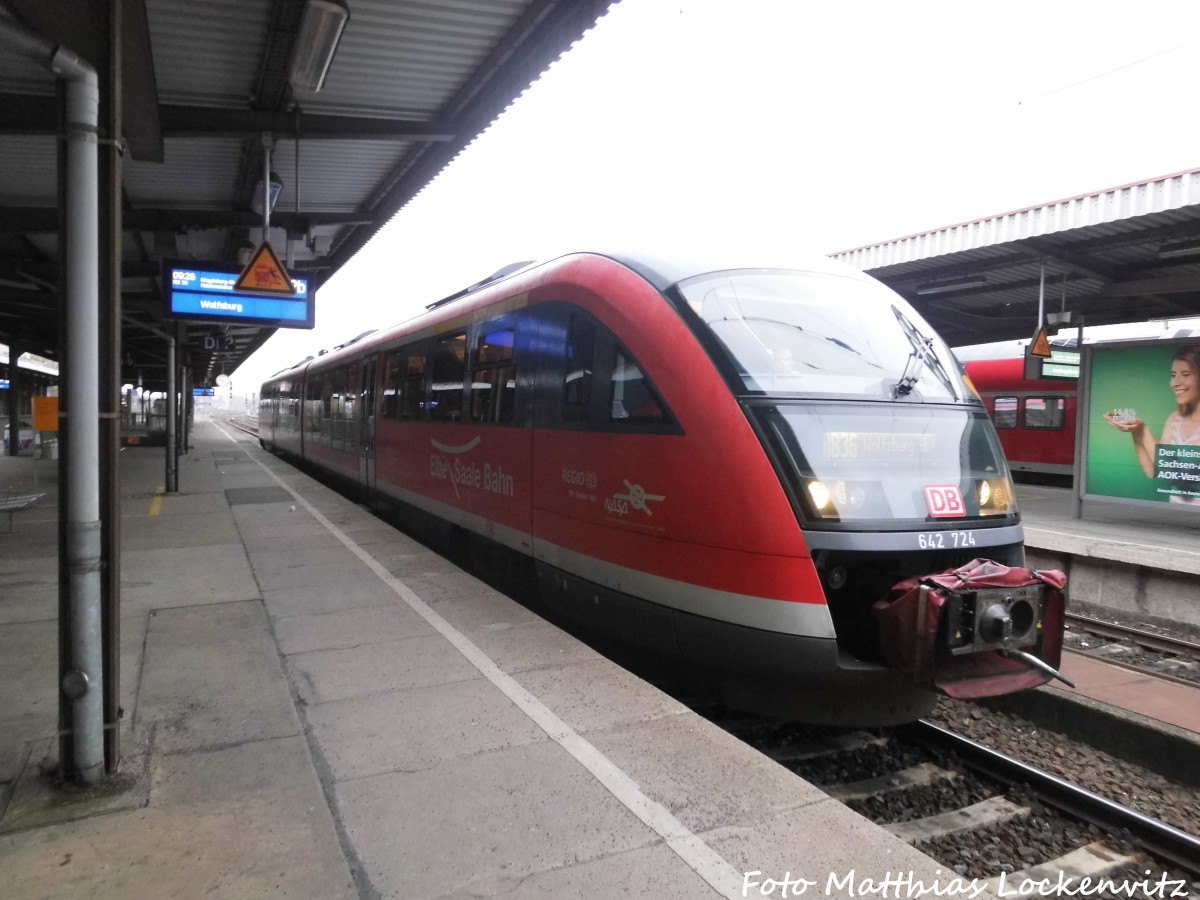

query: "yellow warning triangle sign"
xmin=233 ymin=241 xmax=296 ymax=296
xmin=1030 ymin=326 xmax=1052 ymax=359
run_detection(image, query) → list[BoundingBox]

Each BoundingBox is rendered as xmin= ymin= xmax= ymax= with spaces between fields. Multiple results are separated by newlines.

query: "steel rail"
xmin=218 ymin=416 xmax=259 ymax=438
xmin=902 ymin=720 xmax=1200 ymax=876
xmin=1066 ymin=612 xmax=1200 ymax=658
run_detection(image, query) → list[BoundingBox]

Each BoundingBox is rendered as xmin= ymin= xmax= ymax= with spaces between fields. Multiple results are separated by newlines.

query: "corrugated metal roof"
xmin=306 ymin=0 xmax=532 ymax=116
xmin=831 ymin=168 xmax=1200 ymax=347
xmin=124 ymin=138 xmax=246 ymax=208
xmin=0 ymin=0 xmax=613 ymax=383
xmin=834 ymin=169 xmax=1200 ymax=271
xmin=146 ymin=0 xmax=275 ymax=106
xmin=0 ymin=135 xmax=56 ymax=204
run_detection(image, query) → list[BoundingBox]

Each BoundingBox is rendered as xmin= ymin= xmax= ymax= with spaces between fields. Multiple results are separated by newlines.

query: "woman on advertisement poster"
xmin=1105 ymin=344 xmax=1200 ymax=504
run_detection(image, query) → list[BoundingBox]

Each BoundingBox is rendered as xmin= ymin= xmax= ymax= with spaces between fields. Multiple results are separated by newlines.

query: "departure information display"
xmin=163 ymin=260 xmax=315 ymax=329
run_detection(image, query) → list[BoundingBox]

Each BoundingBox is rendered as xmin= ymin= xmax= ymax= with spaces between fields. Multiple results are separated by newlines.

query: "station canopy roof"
xmin=831 ymin=168 xmax=1200 ymax=349
xmin=0 ymin=0 xmax=611 ymax=389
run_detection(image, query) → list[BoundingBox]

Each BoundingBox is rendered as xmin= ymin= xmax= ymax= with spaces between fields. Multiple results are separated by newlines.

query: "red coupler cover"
xmin=872 ymin=558 xmax=1066 ymax=699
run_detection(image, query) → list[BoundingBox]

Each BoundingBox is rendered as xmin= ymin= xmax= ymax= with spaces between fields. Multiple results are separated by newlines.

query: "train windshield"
xmin=677 ymin=268 xmax=970 ymax=401
xmin=756 ymin=403 xmax=1017 ymax=524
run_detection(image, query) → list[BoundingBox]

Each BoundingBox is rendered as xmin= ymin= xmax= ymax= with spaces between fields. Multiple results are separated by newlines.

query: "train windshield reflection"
xmin=677 ymin=269 xmax=969 ymax=400
xmin=757 ymin=403 xmax=1016 ymax=524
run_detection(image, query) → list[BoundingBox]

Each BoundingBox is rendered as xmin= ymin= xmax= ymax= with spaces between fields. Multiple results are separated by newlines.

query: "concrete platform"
xmin=1 ymin=417 xmax=958 ymax=899
xmin=1017 ymin=483 xmax=1200 ymax=636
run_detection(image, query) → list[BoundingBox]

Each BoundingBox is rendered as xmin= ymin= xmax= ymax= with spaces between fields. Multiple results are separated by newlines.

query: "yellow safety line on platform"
xmin=149 ymin=490 xmax=163 ymax=517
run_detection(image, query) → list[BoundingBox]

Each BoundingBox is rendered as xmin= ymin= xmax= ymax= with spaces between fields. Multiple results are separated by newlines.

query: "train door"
xmin=359 ymin=355 xmax=377 ymax=491
xmin=271 ymin=384 xmax=282 ymax=436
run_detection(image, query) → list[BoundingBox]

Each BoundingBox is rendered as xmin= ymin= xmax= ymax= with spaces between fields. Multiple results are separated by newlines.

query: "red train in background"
xmin=963 ymin=351 xmax=1078 ymax=481
xmin=259 ymin=250 xmax=1069 ymax=725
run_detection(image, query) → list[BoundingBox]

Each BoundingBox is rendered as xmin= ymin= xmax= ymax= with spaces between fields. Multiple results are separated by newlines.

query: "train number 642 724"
xmin=918 ymin=531 xmax=977 ymax=549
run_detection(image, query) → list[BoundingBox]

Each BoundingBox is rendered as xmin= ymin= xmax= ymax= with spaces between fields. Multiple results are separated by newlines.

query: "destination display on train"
xmin=162 ymin=261 xmax=315 ymax=329
xmin=822 ymin=431 xmax=936 ymax=459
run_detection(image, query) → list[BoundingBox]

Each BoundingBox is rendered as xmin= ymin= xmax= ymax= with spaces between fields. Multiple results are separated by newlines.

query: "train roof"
xmin=262 ymin=249 xmax=887 ymax=382
xmin=598 ymin=248 xmax=880 ymax=293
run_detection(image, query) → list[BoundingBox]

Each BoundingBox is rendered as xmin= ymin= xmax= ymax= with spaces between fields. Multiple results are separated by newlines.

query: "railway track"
xmin=904 ymin=722 xmax=1200 ymax=878
xmin=218 ymin=414 xmax=259 ymax=439
xmin=1065 ymin=612 xmax=1200 ymax=687
xmin=715 ymin=715 xmax=1200 ymax=896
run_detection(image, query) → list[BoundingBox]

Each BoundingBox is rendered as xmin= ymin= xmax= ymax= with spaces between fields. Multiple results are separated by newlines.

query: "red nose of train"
xmin=873 ymin=559 xmax=1073 ymax=699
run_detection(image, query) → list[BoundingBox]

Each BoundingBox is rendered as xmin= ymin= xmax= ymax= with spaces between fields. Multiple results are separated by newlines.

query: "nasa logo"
xmin=604 ymin=496 xmax=630 ymax=516
xmin=924 ymin=484 xmax=965 ymax=518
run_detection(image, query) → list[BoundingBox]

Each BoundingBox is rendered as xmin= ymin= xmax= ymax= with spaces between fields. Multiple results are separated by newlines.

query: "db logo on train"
xmin=924 ymin=484 xmax=965 ymax=518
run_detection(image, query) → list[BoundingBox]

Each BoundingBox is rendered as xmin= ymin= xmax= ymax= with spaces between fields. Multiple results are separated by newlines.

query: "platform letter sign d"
xmin=924 ymin=484 xmax=965 ymax=518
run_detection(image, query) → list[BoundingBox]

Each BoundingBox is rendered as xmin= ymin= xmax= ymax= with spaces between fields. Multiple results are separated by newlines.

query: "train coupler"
xmin=1000 ymin=648 xmax=1075 ymax=688
xmin=872 ymin=558 xmax=1069 ymax=699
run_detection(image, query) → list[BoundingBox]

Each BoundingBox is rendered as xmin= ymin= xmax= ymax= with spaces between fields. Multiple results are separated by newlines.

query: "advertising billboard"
xmin=1085 ymin=340 xmax=1200 ymax=507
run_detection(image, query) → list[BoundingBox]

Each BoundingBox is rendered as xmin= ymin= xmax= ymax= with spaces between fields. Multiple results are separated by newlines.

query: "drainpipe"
xmin=0 ymin=22 xmax=105 ymax=784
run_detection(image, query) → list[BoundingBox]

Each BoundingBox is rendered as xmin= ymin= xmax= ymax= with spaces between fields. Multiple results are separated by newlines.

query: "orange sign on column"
xmin=33 ymin=396 xmax=58 ymax=432
xmin=233 ymin=242 xmax=297 ymax=296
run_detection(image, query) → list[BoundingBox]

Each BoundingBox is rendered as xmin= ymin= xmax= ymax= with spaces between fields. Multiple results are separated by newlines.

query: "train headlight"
xmin=807 ymin=479 xmax=832 ymax=513
xmin=977 ymin=478 xmax=1011 ymax=516
xmin=806 ymin=479 xmax=848 ymax=518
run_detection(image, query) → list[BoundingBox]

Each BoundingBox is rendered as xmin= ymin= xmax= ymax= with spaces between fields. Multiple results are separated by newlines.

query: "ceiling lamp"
xmin=288 ymin=0 xmax=350 ymax=94
xmin=914 ymin=278 xmax=988 ymax=296
xmin=1157 ymin=237 xmax=1200 ymax=259
xmin=250 ymin=171 xmax=284 ymax=216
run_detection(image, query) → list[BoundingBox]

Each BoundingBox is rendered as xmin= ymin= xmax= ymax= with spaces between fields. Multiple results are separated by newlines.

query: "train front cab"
xmin=664 ymin=263 xmax=1066 ymax=721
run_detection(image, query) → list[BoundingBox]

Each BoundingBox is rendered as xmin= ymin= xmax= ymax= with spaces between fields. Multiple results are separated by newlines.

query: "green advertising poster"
xmin=1086 ymin=341 xmax=1200 ymax=506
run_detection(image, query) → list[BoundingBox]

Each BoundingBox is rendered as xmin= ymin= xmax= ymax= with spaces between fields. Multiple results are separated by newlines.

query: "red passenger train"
xmin=259 ymin=251 xmax=1068 ymax=724
xmin=963 ymin=354 xmax=1078 ymax=480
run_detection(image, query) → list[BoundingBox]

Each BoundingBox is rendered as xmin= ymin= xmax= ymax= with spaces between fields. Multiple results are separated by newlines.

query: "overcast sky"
xmin=231 ymin=0 xmax=1200 ymax=393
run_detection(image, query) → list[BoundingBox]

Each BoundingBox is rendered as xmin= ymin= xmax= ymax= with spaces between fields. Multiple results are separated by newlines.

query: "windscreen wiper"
xmin=891 ymin=306 xmax=957 ymax=400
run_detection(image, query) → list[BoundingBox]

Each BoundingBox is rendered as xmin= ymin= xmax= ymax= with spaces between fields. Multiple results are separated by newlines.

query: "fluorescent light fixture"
xmin=914 ymin=278 xmax=988 ymax=295
xmin=288 ymin=0 xmax=350 ymax=93
xmin=250 ymin=171 xmax=284 ymax=215
xmin=1157 ymin=237 xmax=1200 ymax=259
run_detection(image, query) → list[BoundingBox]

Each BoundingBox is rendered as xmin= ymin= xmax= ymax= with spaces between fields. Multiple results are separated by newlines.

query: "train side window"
xmin=345 ymin=362 xmax=359 ymax=452
xmin=471 ymin=328 xmax=516 ymax=424
xmin=330 ymin=366 xmax=349 ymax=449
xmin=402 ymin=353 xmax=427 ymax=420
xmin=992 ymin=396 xmax=1018 ymax=429
xmin=610 ymin=347 xmax=666 ymax=423
xmin=1025 ymin=396 xmax=1065 ymax=429
xmin=562 ymin=314 xmax=595 ymax=423
xmin=430 ymin=333 xmax=466 ymax=421
xmin=305 ymin=376 xmax=322 ymax=434
xmin=320 ymin=374 xmax=335 ymax=443
xmin=282 ymin=380 xmax=299 ymax=433
xmin=382 ymin=351 xmax=403 ymax=419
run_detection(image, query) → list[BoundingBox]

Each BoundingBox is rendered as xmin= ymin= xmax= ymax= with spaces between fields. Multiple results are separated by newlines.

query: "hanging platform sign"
xmin=163 ymin=258 xmax=315 ymax=330
xmin=1029 ymin=326 xmax=1052 ymax=359
xmin=234 ymin=241 xmax=296 ymax=296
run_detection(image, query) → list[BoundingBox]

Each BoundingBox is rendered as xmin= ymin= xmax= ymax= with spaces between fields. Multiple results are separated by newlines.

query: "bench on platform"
xmin=0 ymin=492 xmax=45 ymax=534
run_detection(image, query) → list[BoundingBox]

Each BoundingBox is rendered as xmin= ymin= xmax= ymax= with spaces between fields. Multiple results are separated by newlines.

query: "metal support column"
xmin=99 ymin=0 xmax=123 ymax=772
xmin=4 ymin=339 xmax=21 ymax=457
xmin=182 ymin=363 xmax=191 ymax=455
xmin=166 ymin=333 xmax=177 ymax=493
